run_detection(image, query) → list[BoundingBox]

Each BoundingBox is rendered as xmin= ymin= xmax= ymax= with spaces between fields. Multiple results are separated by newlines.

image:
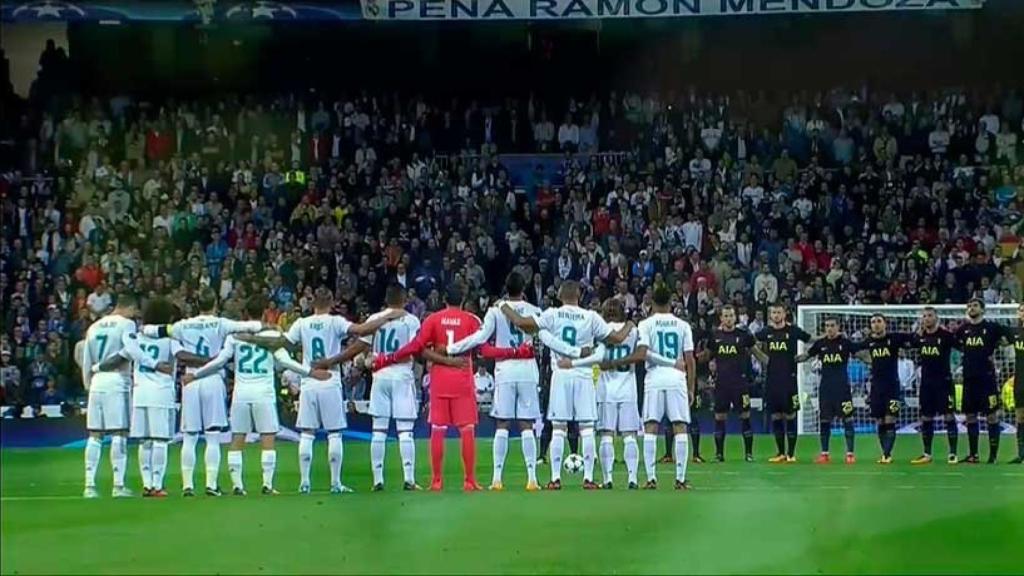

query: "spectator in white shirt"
xmin=557 ymin=114 xmax=580 ymax=152
xmin=754 ymin=264 xmax=779 ymax=303
xmin=700 ymin=122 xmax=723 ymax=153
xmin=86 ymin=283 xmax=113 ymax=317
xmin=995 ymin=124 xmax=1018 ymax=163
xmin=681 ymin=213 xmax=703 ymax=252
xmin=979 ymin=109 xmax=1000 ymax=135
xmin=688 ymin=149 xmax=712 ymax=181
xmin=354 ymin=143 xmax=376 ymax=173
xmin=474 ymin=365 xmax=494 ymax=405
xmin=741 ymin=174 xmax=765 ymax=208
xmin=928 ymin=122 xmax=951 ymax=156
xmin=533 ymin=112 xmax=554 ymax=152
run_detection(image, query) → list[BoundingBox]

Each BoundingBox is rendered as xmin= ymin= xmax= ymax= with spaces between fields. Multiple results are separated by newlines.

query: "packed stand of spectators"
xmin=2 ymin=77 xmax=1024 ymax=408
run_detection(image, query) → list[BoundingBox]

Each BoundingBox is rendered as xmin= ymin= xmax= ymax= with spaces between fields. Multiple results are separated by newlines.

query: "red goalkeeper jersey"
xmin=392 ymin=306 xmax=481 ymax=398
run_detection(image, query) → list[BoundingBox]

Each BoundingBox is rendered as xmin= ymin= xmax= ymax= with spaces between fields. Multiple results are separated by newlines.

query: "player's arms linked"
xmin=538 ymin=329 xmax=583 ymax=359
xmin=93 ymin=354 xmax=130 ymax=372
xmin=684 ymin=351 xmax=697 ymax=404
xmin=175 ymin=350 xmax=209 ymax=367
xmin=603 ymin=321 xmax=635 ymax=345
xmin=273 ymin=348 xmax=332 ymax=381
xmin=752 ymin=342 xmax=770 ymax=364
xmin=422 ymin=346 xmax=467 ymax=368
xmin=500 ymin=303 xmax=540 ymax=333
xmin=348 ymin=308 xmax=406 ymax=337
xmin=315 ymin=340 xmax=371 ymax=370
xmin=557 ymin=344 xmax=607 ymax=370
xmin=234 ymin=333 xmax=294 ymax=351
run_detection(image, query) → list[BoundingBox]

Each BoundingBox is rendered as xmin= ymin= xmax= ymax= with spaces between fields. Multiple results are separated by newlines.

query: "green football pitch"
xmin=2 ymin=436 xmax=1022 ymax=575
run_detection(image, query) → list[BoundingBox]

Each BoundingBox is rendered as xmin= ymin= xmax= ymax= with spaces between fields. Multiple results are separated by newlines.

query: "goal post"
xmin=794 ymin=304 xmax=1019 ymax=436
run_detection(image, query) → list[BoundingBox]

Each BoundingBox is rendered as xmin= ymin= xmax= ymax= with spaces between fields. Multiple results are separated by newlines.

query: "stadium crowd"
xmin=2 ymin=46 xmax=1024 ymax=409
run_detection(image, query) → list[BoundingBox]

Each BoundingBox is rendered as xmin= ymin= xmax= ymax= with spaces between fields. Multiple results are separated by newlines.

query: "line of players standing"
xmin=78 ymin=283 xmax=1024 ymax=499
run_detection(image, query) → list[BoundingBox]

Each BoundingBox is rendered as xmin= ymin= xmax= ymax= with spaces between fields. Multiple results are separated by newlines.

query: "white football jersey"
xmin=599 ymin=323 xmax=638 ymax=403
xmin=167 ymin=315 xmax=262 ymax=376
xmin=536 ymin=304 xmax=613 ymax=378
xmin=285 ymin=314 xmax=353 ymax=387
xmin=82 ymin=314 xmax=141 ymax=392
xmin=129 ymin=335 xmax=179 ymax=408
xmin=450 ymin=300 xmax=541 ymax=383
xmin=359 ymin=309 xmax=420 ymax=380
xmin=637 ymin=312 xmax=695 ymax=391
xmin=194 ymin=331 xmax=309 ymax=404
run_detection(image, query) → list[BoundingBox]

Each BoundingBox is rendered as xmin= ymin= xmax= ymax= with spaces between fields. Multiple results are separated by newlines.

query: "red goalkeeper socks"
xmin=430 ymin=426 xmax=446 ymax=488
xmin=459 ymin=425 xmax=477 ymax=485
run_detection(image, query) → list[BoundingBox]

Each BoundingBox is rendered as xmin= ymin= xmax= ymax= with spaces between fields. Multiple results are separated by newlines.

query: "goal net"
xmin=795 ymin=304 xmax=1019 ymax=435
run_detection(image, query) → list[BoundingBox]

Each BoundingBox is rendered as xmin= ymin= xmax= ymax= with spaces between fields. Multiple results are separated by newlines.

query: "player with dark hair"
xmin=281 ymin=287 xmax=404 ymax=493
xmin=756 ymin=304 xmax=812 ymax=463
xmin=449 ymin=272 xmax=579 ymax=491
xmin=185 ymin=297 xmax=331 ymax=496
xmin=372 ymin=285 xmax=487 ymax=491
xmin=141 ymin=287 xmax=265 ymax=496
xmin=955 ymin=298 xmax=1011 ymax=464
xmin=80 ymin=293 xmax=161 ymax=498
xmin=798 ymin=317 xmax=864 ymax=465
xmin=908 ymin=307 xmax=959 ymax=465
xmin=501 ymin=280 xmax=632 ymax=490
xmin=863 ymin=314 xmax=913 ymax=464
xmin=704 ymin=305 xmax=758 ymax=462
xmin=557 ymin=298 xmax=644 ymax=489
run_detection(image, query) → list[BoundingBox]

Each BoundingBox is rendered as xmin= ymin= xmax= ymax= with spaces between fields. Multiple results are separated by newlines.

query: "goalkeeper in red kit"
xmin=373 ymin=286 xmax=533 ymax=491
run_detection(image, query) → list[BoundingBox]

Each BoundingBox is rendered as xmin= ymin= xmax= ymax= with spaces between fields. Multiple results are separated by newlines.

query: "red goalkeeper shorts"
xmin=429 ymin=395 xmax=478 ymax=427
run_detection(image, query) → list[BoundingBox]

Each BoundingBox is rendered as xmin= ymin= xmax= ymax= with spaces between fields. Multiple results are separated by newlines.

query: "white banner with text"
xmin=361 ymin=0 xmax=984 ymax=21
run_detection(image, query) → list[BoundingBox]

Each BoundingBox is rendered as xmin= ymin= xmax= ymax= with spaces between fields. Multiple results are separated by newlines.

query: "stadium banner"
xmin=0 ymin=0 xmax=985 ymax=23
xmin=360 ymin=0 xmax=985 ymax=21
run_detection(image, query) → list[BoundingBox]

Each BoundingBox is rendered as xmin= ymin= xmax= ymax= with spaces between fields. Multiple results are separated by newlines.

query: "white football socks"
xmin=227 ymin=450 xmax=244 ymax=490
xmin=151 ymin=441 xmax=168 ymax=490
xmin=138 ymin=441 xmax=153 ymax=490
xmin=327 ymin=432 xmax=343 ymax=487
xmin=298 ymin=432 xmax=314 ymax=487
xmin=623 ymin=435 xmax=639 ymax=485
xmin=204 ymin=433 xmax=221 ymax=490
xmin=581 ymin=428 xmax=596 ymax=483
xmin=492 ymin=428 xmax=509 ymax=485
xmin=371 ymin=431 xmax=387 ymax=486
xmin=84 ymin=437 xmax=102 ymax=489
xmin=521 ymin=429 xmax=538 ymax=485
xmin=180 ymin=433 xmax=199 ymax=490
xmin=110 ymin=435 xmax=127 ymax=488
xmin=674 ymin=433 xmax=689 ymax=483
xmin=261 ymin=450 xmax=276 ymax=489
xmin=599 ymin=435 xmax=615 ymax=484
xmin=550 ymin=429 xmax=566 ymax=482
xmin=398 ymin=431 xmax=416 ymax=484
xmin=643 ymin=433 xmax=658 ymax=482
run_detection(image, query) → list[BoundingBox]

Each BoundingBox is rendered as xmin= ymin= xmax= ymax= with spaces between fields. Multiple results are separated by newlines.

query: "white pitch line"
xmin=2 ymin=495 xmax=85 ymax=501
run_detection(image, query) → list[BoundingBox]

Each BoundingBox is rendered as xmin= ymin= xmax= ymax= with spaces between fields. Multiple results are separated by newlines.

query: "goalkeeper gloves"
xmin=372 ymin=353 xmax=397 ymax=372
xmin=479 ymin=343 xmax=535 ymax=360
